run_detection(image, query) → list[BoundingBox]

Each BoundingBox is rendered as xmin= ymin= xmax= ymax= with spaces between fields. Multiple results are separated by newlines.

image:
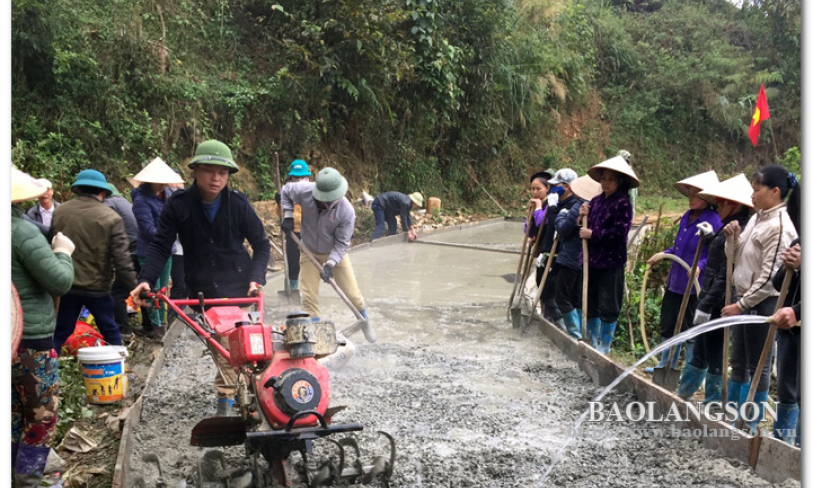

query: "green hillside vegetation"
xmin=12 ymin=0 xmax=801 ymax=211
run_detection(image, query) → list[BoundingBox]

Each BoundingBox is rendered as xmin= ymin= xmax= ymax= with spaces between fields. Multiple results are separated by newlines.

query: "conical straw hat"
xmin=570 ymin=175 xmax=603 ymax=201
xmin=132 ymin=157 xmax=185 ymax=186
xmin=11 ymin=166 xmax=48 ymax=203
xmin=587 ymin=155 xmax=640 ymax=188
xmin=698 ymin=173 xmax=754 ymax=209
xmin=674 ymin=170 xmax=719 ymax=197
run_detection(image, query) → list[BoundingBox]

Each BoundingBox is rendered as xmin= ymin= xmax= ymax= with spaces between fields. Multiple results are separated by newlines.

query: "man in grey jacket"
xmin=281 ymin=167 xmax=367 ymax=321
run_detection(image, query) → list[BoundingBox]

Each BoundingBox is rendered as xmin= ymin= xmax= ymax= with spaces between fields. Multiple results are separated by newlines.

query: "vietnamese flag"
xmin=749 ymin=84 xmax=770 ymax=147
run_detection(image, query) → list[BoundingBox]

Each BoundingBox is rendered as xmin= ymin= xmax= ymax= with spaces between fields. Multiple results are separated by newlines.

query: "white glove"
xmin=693 ymin=309 xmax=711 ymax=325
xmin=547 ymin=193 xmax=559 ymax=207
xmin=51 ymin=232 xmax=75 ymax=256
xmin=697 ymin=222 xmax=714 ymax=237
xmin=536 ymin=253 xmax=546 ymax=268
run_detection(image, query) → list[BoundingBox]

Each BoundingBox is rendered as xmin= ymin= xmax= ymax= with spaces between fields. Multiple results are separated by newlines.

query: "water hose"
xmin=638 ymin=252 xmax=701 ymax=352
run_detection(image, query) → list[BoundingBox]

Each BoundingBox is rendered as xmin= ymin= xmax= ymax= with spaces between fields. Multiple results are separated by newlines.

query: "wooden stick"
xmin=274 ymin=152 xmax=291 ymax=299
xmin=508 ymin=207 xmax=534 ymax=316
xmin=519 ymin=208 xmax=547 ymax=298
xmin=663 ymin=236 xmax=705 ymax=367
xmin=721 ymin=234 xmax=734 ymax=407
xmin=465 ymin=166 xmax=507 ymax=214
xmin=581 ymin=215 xmax=589 ymax=340
xmin=527 ymin=236 xmax=560 ymax=321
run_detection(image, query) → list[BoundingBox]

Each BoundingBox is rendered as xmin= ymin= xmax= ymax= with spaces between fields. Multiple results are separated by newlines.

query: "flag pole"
xmin=768 ymin=118 xmax=779 ymax=159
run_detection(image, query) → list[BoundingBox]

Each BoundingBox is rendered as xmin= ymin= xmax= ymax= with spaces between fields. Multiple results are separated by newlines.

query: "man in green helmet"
xmin=131 ymin=139 xmax=271 ymax=415
xmin=281 ymin=167 xmax=368 ymax=326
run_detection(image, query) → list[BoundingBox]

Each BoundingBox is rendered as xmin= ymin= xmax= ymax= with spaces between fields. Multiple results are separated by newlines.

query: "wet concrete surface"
xmin=128 ymin=222 xmax=799 ymax=487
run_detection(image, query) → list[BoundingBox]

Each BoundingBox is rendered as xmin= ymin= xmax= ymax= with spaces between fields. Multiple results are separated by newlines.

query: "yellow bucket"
xmin=76 ymin=345 xmax=129 ymax=404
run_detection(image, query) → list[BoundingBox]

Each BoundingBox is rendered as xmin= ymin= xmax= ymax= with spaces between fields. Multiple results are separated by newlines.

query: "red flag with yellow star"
xmin=749 ymin=84 xmax=770 ymax=147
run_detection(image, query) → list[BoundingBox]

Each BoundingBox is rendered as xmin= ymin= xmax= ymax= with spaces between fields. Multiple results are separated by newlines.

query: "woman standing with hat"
xmin=675 ymin=174 xmax=752 ymax=401
xmin=578 ymin=156 xmax=637 ymax=354
xmin=131 ymin=157 xmax=184 ymax=338
xmin=11 ymin=167 xmax=75 ymax=488
xmin=643 ymin=171 xmax=722 ymax=373
xmin=721 ymin=165 xmax=798 ymax=433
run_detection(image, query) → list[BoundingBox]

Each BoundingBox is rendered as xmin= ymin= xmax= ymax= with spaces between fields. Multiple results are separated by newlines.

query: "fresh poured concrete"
xmin=126 ymin=220 xmax=798 ymax=487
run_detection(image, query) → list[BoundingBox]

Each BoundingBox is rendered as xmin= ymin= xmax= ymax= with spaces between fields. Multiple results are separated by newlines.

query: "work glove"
xmin=547 ymin=193 xmax=559 ymax=207
xmin=51 ymin=232 xmax=76 ymax=256
xmin=693 ymin=309 xmax=711 ymax=326
xmin=536 ymin=253 xmax=547 ymax=268
xmin=320 ymin=264 xmax=334 ymax=283
xmin=281 ymin=217 xmax=294 ymax=236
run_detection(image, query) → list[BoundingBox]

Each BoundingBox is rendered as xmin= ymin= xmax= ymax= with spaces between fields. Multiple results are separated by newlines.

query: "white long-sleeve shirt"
xmin=726 ymin=203 xmax=797 ymax=310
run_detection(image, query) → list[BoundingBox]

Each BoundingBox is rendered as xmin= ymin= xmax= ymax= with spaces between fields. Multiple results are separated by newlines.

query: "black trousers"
xmin=730 ymin=297 xmax=778 ymax=392
xmin=170 ymin=254 xmax=186 ymax=299
xmin=555 ymin=265 xmax=582 ymax=315
xmin=285 ymin=232 xmax=301 ymax=281
xmin=776 ymin=327 xmax=801 ymax=404
xmin=690 ymin=310 xmax=723 ymax=375
xmin=536 ymin=261 xmax=562 ymax=321
xmin=586 ymin=267 xmax=624 ymax=323
xmin=659 ymin=290 xmax=698 ymax=339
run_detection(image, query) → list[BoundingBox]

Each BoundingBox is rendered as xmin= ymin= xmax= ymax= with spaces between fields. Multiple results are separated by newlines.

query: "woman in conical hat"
xmin=131 ymin=157 xmax=181 ymax=336
xmin=578 ymin=155 xmax=637 ymax=354
xmin=11 ymin=166 xmax=75 ymax=487
xmin=674 ymin=174 xmax=752 ymax=402
xmin=643 ymin=170 xmax=722 ymax=375
xmin=720 ymin=165 xmax=798 ymax=434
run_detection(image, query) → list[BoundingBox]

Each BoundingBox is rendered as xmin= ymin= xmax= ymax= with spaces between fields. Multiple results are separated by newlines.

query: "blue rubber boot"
xmin=744 ymin=390 xmax=769 ymax=434
xmin=703 ymin=373 xmax=723 ymax=404
xmin=773 ymin=403 xmax=799 ymax=446
xmin=677 ymin=363 xmax=707 ymax=400
xmin=562 ymin=310 xmax=582 ymax=340
xmin=597 ymin=321 xmax=617 ymax=355
xmin=586 ymin=318 xmax=601 ymax=349
xmin=726 ymin=380 xmax=747 ymax=413
xmin=290 ymin=279 xmax=299 ymax=291
xmin=575 ymin=309 xmax=583 ymax=332
xmin=645 ymin=350 xmax=670 ymax=374
xmin=359 ymin=308 xmax=376 ymax=343
xmin=217 ymin=397 xmax=234 ymax=416
xmin=684 ymin=341 xmax=694 ymax=365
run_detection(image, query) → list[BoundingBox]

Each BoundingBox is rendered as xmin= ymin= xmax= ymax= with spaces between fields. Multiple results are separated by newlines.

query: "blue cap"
xmin=71 ymin=169 xmax=112 ymax=194
xmin=287 ymin=159 xmax=312 ymax=178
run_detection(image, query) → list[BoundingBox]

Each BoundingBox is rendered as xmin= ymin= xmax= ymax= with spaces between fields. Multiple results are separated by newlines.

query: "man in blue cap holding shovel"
xmin=275 ymin=159 xmax=314 ymax=291
xmin=51 ymin=169 xmax=138 ymax=354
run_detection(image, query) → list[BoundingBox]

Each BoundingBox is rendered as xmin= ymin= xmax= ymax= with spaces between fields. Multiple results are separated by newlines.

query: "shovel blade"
xmin=277 ymin=289 xmax=301 ymax=305
xmin=341 ymin=319 xmax=377 ymax=344
xmin=652 ymin=366 xmax=681 ymax=391
xmin=510 ymin=307 xmax=522 ymax=329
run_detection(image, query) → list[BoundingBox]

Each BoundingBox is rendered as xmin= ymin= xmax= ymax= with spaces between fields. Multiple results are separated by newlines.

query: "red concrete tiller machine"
xmin=139 ymin=290 xmax=395 ymax=488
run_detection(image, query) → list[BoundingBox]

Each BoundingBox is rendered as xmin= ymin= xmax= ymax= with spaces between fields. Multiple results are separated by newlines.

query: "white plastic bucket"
xmin=77 ymin=345 xmax=129 ymax=404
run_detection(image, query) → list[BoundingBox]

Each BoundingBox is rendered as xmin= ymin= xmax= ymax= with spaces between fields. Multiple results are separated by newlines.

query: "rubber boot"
xmin=773 ymin=403 xmax=799 ymax=446
xmin=744 ymin=390 xmax=769 ymax=434
xmin=553 ymin=317 xmax=567 ymax=333
xmin=586 ymin=318 xmax=601 ymax=349
xmin=684 ymin=341 xmax=694 ymax=365
xmin=217 ymin=397 xmax=234 ymax=417
xmin=726 ymin=380 xmax=747 ymax=421
xmin=290 ymin=279 xmax=299 ymax=291
xmin=676 ymin=364 xmax=707 ymax=400
xmin=597 ymin=321 xmax=617 ymax=355
xmin=703 ymin=373 xmax=723 ymax=404
xmin=562 ymin=310 xmax=582 ymax=340
xmin=15 ymin=444 xmax=49 ymax=488
xmin=359 ymin=308 xmax=376 ymax=343
xmin=645 ymin=351 xmax=670 ymax=374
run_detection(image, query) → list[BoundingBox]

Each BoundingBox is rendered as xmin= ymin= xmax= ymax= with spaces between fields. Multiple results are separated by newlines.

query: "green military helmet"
xmin=312 ymin=168 xmax=348 ymax=202
xmin=188 ymin=140 xmax=239 ymax=174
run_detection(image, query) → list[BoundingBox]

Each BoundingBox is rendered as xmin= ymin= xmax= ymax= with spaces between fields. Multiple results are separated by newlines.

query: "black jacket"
xmin=139 ymin=183 xmax=271 ymax=299
xmin=372 ymin=192 xmax=413 ymax=231
xmin=696 ymin=208 xmax=751 ymax=315
xmin=772 ymin=237 xmax=800 ymax=320
xmin=535 ymin=194 xmax=579 ymax=255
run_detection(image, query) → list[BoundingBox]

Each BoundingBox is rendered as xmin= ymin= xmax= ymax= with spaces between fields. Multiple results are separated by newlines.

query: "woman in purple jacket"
xmin=131 ymin=158 xmax=182 ymax=336
xmin=578 ymin=156 xmax=637 ymax=354
xmin=644 ymin=171 xmax=722 ymax=373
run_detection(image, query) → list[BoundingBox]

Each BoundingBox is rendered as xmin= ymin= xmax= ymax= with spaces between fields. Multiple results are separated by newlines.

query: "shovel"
xmin=512 ymin=209 xmax=547 ymax=328
xmin=508 ymin=207 xmax=534 ymax=321
xmin=273 ymin=152 xmax=301 ymax=305
xmin=289 ymin=233 xmax=376 ymax=343
xmin=653 ymin=224 xmax=712 ymax=390
xmin=522 ymin=235 xmax=559 ymax=332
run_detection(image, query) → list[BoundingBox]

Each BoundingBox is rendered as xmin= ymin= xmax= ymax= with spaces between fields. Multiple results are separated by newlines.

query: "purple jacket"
xmin=132 ymin=186 xmax=176 ymax=257
xmin=524 ymin=206 xmax=547 ymax=236
xmin=586 ymin=191 xmax=632 ymax=269
xmin=664 ymin=208 xmax=722 ymax=295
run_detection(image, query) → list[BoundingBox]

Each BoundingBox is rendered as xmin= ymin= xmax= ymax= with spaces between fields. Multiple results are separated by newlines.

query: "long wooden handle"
xmin=742 ymin=268 xmax=793 ymax=410
xmin=665 ymin=237 xmax=705 ymax=364
xmin=275 ymin=152 xmax=291 ymax=296
xmin=520 ymin=211 xmax=547 ymax=292
xmin=289 ymin=232 xmax=365 ymax=321
xmin=581 ymin=216 xmax=589 ymax=340
xmin=721 ymin=235 xmax=734 ymax=405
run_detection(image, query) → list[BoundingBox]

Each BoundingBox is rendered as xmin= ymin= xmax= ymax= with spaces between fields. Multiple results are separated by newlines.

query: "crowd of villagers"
xmin=520 ymin=152 xmax=800 ymax=446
